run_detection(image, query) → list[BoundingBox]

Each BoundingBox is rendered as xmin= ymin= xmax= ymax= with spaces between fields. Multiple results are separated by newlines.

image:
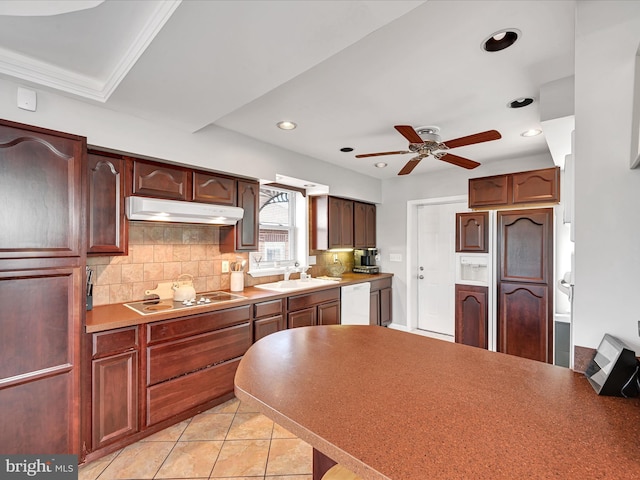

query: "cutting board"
xmin=145 ymin=281 xmax=174 ymax=300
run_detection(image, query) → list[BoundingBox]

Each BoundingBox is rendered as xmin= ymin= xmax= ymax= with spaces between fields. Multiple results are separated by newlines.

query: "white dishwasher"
xmin=340 ymin=282 xmax=371 ymax=325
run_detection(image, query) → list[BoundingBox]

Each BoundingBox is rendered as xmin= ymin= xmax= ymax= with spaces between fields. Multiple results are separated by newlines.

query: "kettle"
xmin=172 ymin=274 xmax=196 ymax=302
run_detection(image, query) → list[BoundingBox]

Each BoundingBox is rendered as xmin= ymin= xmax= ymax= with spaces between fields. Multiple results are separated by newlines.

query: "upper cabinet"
xmin=456 ymin=212 xmax=488 ymax=253
xmin=311 ymin=196 xmax=356 ymax=250
xmin=87 ymin=150 xmax=128 ymax=256
xmin=354 ymin=201 xmax=376 ymax=248
xmin=193 ymin=172 xmax=236 ymax=205
xmin=130 ymin=159 xmax=191 ymax=201
xmin=221 ymin=179 xmax=259 ymax=252
xmin=468 ymin=167 xmax=560 ymax=209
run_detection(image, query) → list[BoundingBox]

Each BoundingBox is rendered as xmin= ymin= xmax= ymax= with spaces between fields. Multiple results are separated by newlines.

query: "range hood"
xmin=125 ymin=196 xmax=244 ymax=225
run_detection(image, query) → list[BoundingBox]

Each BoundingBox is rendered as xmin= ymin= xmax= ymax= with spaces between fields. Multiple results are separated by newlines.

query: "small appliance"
xmin=353 ymin=248 xmax=379 ymax=274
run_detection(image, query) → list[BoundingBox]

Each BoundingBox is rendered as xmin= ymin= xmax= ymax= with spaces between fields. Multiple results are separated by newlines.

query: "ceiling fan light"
xmin=374 ymin=162 xmax=388 ymax=168
xmin=482 ymin=29 xmax=520 ymax=52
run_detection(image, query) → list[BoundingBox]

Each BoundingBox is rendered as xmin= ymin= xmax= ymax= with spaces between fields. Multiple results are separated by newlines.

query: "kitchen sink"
xmin=254 ymin=277 xmax=340 ymax=293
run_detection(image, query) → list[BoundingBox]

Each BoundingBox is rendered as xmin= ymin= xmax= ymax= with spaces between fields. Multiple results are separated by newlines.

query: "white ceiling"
xmin=0 ymin=0 xmax=575 ymax=179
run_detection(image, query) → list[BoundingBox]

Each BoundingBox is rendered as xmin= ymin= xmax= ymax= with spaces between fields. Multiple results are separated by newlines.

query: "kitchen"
xmin=1 ymin=0 xmax=640 ymax=478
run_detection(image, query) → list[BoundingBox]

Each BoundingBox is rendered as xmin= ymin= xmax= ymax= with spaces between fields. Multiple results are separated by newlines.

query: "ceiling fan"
xmin=356 ymin=125 xmax=502 ymax=175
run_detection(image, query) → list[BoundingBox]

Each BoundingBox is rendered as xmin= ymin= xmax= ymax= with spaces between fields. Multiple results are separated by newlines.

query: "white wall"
xmin=0 ymin=77 xmax=381 ymax=204
xmin=574 ymin=1 xmax=640 ymax=353
xmin=378 ymin=153 xmax=554 ymax=328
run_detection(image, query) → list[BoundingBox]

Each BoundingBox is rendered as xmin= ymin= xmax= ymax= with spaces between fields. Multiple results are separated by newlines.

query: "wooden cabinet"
xmin=288 ymin=288 xmax=341 ymax=328
xmin=310 ymin=195 xmax=354 ymax=250
xmin=193 ymin=172 xmax=237 ymax=205
xmin=253 ymin=299 xmax=285 ymax=342
xmin=455 ymin=212 xmax=488 ymax=252
xmin=369 ymin=277 xmax=392 ymax=326
xmin=497 ymin=208 xmax=553 ymax=363
xmin=0 ymin=119 xmax=85 ymax=456
xmin=130 ymin=158 xmax=190 ymax=200
xmin=468 ymin=167 xmax=560 ymax=209
xmin=87 ymin=150 xmax=128 ymax=255
xmin=354 ymin=201 xmax=376 ymax=248
xmin=222 ymin=179 xmax=259 ymax=252
xmin=91 ymin=327 xmax=139 ymax=449
xmin=512 ymin=167 xmax=560 ymax=204
xmin=145 ymin=306 xmax=251 ymax=426
xmin=454 ymin=284 xmax=488 ymax=349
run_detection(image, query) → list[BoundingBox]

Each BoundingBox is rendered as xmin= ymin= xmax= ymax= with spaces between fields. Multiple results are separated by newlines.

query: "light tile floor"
xmin=79 ymin=398 xmax=313 ymax=480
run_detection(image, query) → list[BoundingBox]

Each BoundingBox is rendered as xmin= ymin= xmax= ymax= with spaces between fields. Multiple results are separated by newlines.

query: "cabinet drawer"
xmin=288 ymin=288 xmax=340 ymax=311
xmin=253 ymin=299 xmax=284 ymax=319
xmin=147 ymin=322 xmax=251 ymax=385
xmin=369 ymin=277 xmax=391 ymax=292
xmin=92 ymin=327 xmax=138 ymax=359
xmin=147 ymin=305 xmax=250 ymax=344
xmin=146 ymin=357 xmax=240 ymax=426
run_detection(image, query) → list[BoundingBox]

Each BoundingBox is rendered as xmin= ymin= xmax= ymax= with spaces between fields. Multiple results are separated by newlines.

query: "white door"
xmin=416 ymin=201 xmax=465 ymax=336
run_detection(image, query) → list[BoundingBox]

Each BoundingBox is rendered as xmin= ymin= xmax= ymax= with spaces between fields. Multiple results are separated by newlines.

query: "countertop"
xmin=234 ymin=325 xmax=640 ymax=480
xmin=85 ymin=273 xmax=392 ymax=333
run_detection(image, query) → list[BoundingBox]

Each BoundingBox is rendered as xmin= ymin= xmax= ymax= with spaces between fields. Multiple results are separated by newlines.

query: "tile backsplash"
xmin=88 ymin=222 xmax=358 ymax=307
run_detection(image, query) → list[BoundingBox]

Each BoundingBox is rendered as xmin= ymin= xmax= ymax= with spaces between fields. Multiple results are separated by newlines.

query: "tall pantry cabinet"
xmin=0 ymin=120 xmax=85 ymax=454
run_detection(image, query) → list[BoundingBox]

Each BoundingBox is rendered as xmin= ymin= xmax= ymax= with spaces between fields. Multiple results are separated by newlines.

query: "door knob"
xmin=418 ymin=275 xmax=424 ymax=280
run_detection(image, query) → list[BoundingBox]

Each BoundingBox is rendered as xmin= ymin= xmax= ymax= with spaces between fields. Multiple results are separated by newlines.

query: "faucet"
xmin=284 ymin=266 xmax=296 ymax=281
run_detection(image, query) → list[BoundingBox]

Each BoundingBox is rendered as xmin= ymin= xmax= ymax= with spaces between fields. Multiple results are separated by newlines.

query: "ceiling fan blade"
xmin=398 ymin=156 xmax=423 ymax=175
xmin=355 ymin=150 xmax=411 ymax=158
xmin=442 ymin=130 xmax=501 ymax=149
xmin=438 ymin=152 xmax=481 ymax=169
xmin=394 ymin=125 xmax=424 ymax=144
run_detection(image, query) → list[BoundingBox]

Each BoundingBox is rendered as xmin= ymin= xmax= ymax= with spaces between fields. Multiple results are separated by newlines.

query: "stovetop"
xmin=124 ymin=291 xmax=246 ymax=316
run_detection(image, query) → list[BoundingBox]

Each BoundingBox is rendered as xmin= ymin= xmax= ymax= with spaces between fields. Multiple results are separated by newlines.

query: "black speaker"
xmin=585 ymin=334 xmax=639 ymax=397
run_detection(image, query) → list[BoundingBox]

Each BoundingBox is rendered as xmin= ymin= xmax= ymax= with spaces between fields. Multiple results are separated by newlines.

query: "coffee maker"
xmin=353 ymin=248 xmax=379 ymax=274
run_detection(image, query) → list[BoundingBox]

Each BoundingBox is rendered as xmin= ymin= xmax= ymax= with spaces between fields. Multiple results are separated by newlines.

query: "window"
xmin=249 ymin=185 xmax=306 ymax=276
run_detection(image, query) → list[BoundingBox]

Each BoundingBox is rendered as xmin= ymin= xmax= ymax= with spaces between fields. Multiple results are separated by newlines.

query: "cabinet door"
xmin=289 ymin=307 xmax=316 ymax=328
xmin=328 ymin=197 xmax=344 ymax=249
xmin=0 ymin=266 xmax=82 ymax=454
xmin=379 ymin=287 xmax=392 ymax=327
xmin=456 ymin=212 xmax=488 ymax=253
xmin=498 ymin=282 xmax=551 ymax=363
xmin=235 ymin=180 xmax=259 ymax=251
xmin=468 ymin=175 xmax=509 ymax=208
xmin=318 ymin=301 xmax=341 ymax=325
xmin=193 ymin=172 xmax=236 ymax=205
xmin=0 ymin=120 xmax=84 ymax=258
xmin=340 ymin=200 xmax=354 ymax=248
xmin=131 ymin=159 xmax=190 ymax=200
xmin=498 ymin=209 xmax=553 ymax=284
xmin=512 ymin=167 xmax=560 ymax=204
xmin=254 ymin=315 xmax=285 ymax=342
xmin=369 ymin=290 xmax=380 ymax=326
xmin=88 ymin=151 xmax=128 ymax=255
xmin=455 ymin=284 xmax=488 ymax=348
xmin=354 ymin=202 xmax=376 ymax=248
xmin=92 ymin=351 xmax=138 ymax=448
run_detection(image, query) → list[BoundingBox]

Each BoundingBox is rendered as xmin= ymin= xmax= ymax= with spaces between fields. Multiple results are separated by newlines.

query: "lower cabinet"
xmin=145 ymin=306 xmax=252 ymax=426
xmin=288 ymin=288 xmax=341 ymax=328
xmin=90 ymin=326 xmax=139 ymax=450
xmin=253 ymin=299 xmax=285 ymax=342
xmin=369 ymin=277 xmax=392 ymax=326
xmin=454 ymin=284 xmax=488 ymax=349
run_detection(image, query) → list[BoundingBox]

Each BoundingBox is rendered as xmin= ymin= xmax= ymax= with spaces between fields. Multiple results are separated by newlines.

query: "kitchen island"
xmin=234 ymin=325 xmax=640 ymax=480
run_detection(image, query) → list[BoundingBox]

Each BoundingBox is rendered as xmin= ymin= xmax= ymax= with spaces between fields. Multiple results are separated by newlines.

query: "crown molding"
xmin=0 ymin=0 xmax=181 ymax=102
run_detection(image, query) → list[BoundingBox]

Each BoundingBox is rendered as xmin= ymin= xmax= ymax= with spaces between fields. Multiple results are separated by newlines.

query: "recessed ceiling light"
xmin=508 ymin=97 xmax=534 ymax=108
xmin=521 ymin=129 xmax=542 ymax=137
xmin=276 ymin=121 xmax=297 ymax=130
xmin=374 ymin=162 xmax=388 ymax=168
xmin=340 ymin=147 xmax=354 ymax=152
xmin=304 ymin=183 xmax=316 ymax=188
xmin=482 ymin=29 xmax=521 ymax=52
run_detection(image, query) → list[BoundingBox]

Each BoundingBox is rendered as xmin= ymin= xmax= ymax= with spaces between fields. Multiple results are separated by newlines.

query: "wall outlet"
xmin=221 ymin=260 xmax=229 ymax=273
